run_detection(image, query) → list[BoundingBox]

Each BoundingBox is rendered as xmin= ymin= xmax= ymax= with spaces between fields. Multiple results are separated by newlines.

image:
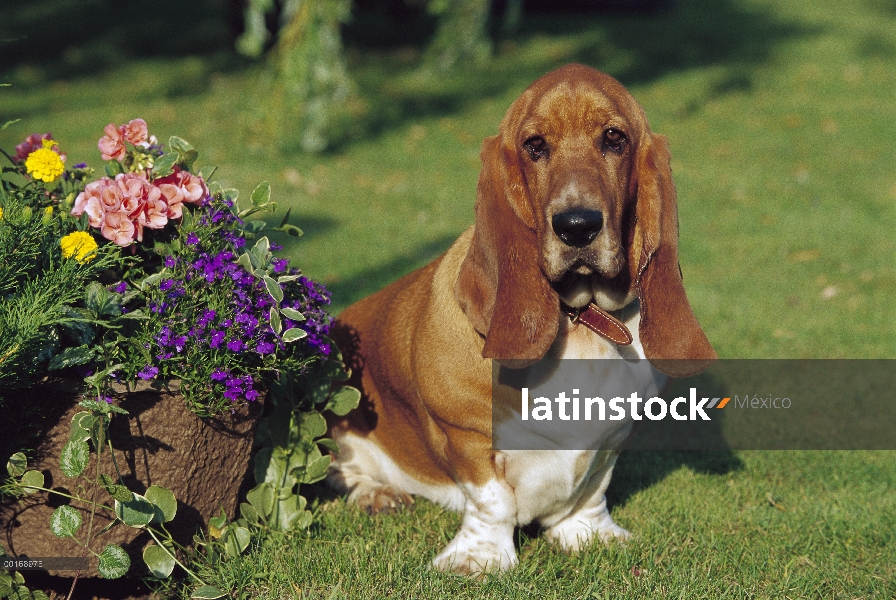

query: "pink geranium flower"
xmin=73 ymin=177 xmax=120 ymax=228
xmin=72 ymin=172 xmax=170 ymax=245
xmin=98 ymin=118 xmax=152 ymax=161
xmin=154 ymin=167 xmax=209 ymax=219
xmin=142 ymin=195 xmax=169 ymax=230
xmin=156 ymin=180 xmax=185 ymax=219
xmin=123 ymin=118 xmax=149 ymax=146
xmin=98 ymin=123 xmax=127 ymax=162
xmin=101 ymin=211 xmax=137 ymax=246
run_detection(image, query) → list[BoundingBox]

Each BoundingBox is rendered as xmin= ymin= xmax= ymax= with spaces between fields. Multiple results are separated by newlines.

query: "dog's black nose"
xmin=552 ymin=209 xmax=603 ymax=248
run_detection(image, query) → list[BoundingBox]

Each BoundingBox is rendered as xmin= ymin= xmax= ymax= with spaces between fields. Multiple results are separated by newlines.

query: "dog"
xmin=328 ymin=63 xmax=716 ymax=574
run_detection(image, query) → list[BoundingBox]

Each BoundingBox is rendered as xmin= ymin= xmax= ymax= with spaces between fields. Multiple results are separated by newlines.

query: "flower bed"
xmin=0 ymin=120 xmax=358 ymax=598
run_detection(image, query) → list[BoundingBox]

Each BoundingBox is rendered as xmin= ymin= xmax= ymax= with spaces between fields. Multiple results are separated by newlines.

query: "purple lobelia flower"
xmin=138 ymin=365 xmax=159 ymax=380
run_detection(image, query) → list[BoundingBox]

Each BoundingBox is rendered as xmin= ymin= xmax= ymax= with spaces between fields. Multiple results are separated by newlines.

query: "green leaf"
xmin=99 ymin=474 xmax=134 ymax=502
xmin=243 ymin=219 xmax=267 ymax=234
xmin=222 ymin=525 xmax=251 ymax=557
xmin=115 ymin=493 xmax=156 ymax=528
xmin=222 ymin=188 xmax=239 ymax=203
xmin=281 ymin=328 xmax=307 ymax=343
xmin=85 ymin=282 xmax=121 ymax=318
xmin=191 ymin=585 xmax=228 ymax=599
xmin=143 ymin=544 xmax=175 ymax=578
xmin=249 ymin=236 xmax=271 ymax=269
xmin=181 ymin=149 xmax=199 ymax=169
xmin=239 ymin=502 xmax=259 ymax=525
xmin=105 ymin=161 xmax=124 ymax=177
xmin=316 ymin=437 xmax=340 ymax=454
xmin=50 ymin=505 xmax=82 ymax=538
xmin=119 ymin=308 xmax=149 ymax=321
xmin=278 ymin=206 xmax=292 ymax=228
xmin=0 ymin=577 xmax=13 ymax=599
xmin=326 ymin=386 xmax=361 ymax=417
xmin=109 ymin=487 xmax=134 ymax=502
xmin=295 ymin=454 xmax=331 ymax=484
xmin=69 ymin=412 xmax=92 ymax=443
xmin=275 ymin=223 xmax=303 ymax=237
xmin=207 ymin=181 xmax=222 ymax=196
xmin=6 ymin=452 xmax=26 ymax=477
xmin=279 ymin=307 xmax=306 ymax=321
xmin=59 ymin=307 xmax=95 ymax=345
xmin=106 ymin=403 xmax=129 ymax=415
xmin=59 ymin=440 xmax=90 ymax=478
xmin=237 ymin=251 xmax=254 ymax=274
xmin=246 ymin=483 xmax=275 ymax=519
xmin=207 ymin=508 xmax=227 ymax=535
xmin=7 ymin=587 xmax=47 ymax=600
xmin=151 ymin=152 xmax=178 ymax=177
xmin=270 ymin=307 xmax=282 ymax=335
xmin=85 ymin=409 xmax=110 ymax=448
xmin=264 ymin=276 xmax=283 ymax=304
xmin=297 ymin=410 xmax=327 ymax=441
xmin=145 ymin=485 xmax=177 ymax=523
xmin=250 ymin=181 xmax=271 ymax=208
xmin=48 ymin=345 xmax=95 ymax=371
xmin=97 ymin=544 xmax=130 ymax=579
xmin=141 ymin=272 xmax=164 ymax=290
xmin=275 ymin=493 xmax=308 ymax=531
xmin=168 ymin=135 xmax=195 ymax=155
xmin=19 ymin=470 xmax=44 ymax=494
xmin=83 ymin=364 xmax=124 ymax=391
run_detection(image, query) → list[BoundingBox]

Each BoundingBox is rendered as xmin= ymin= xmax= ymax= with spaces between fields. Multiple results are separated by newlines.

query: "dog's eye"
xmin=603 ymin=129 xmax=627 ymax=153
xmin=524 ymin=136 xmax=548 ymax=161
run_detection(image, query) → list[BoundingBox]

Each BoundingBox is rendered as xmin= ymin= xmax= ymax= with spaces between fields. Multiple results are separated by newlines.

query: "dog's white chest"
xmin=499 ymin=311 xmax=667 ymax=526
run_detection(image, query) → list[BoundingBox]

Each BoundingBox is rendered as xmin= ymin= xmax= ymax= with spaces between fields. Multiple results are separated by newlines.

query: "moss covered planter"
xmin=1 ymin=379 xmax=262 ymax=583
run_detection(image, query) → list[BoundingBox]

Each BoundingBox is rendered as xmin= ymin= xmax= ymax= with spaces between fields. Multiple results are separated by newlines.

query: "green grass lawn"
xmin=2 ymin=0 xmax=895 ymax=597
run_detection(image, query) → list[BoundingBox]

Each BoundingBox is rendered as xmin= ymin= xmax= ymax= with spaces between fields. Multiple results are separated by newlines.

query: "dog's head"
xmin=456 ymin=64 xmax=716 ymax=376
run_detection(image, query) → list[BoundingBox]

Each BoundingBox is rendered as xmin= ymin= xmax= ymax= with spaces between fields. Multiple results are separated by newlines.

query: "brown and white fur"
xmin=328 ymin=64 xmax=716 ymax=575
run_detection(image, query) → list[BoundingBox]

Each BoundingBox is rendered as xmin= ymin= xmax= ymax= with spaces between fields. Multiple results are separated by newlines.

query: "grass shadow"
xmin=334 ymin=0 xmax=816 ymax=148
xmin=325 ymin=234 xmax=457 ymax=311
xmin=608 ymin=450 xmax=743 ymax=510
xmin=0 ymin=0 xmax=245 ymax=84
xmin=261 ymin=213 xmax=340 ymax=250
xmin=607 ymin=369 xmax=743 ymax=509
xmin=3 ymin=0 xmax=817 ymax=156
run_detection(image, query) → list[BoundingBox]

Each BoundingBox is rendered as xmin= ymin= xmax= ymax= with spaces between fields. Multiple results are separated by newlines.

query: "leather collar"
xmin=560 ymin=301 xmax=635 ymax=346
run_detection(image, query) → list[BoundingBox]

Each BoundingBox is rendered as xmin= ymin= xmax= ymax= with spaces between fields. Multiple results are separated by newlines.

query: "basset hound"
xmin=329 ymin=63 xmax=716 ymax=574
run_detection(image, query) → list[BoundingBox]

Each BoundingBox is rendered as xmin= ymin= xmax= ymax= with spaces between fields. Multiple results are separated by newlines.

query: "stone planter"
xmin=1 ymin=378 xmax=262 ymax=595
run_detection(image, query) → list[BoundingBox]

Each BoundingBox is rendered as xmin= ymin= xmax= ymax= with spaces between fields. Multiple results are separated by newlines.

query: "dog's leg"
xmin=543 ymin=453 xmax=631 ymax=552
xmin=431 ymin=477 xmax=518 ymax=575
xmin=327 ymin=432 xmax=414 ymax=514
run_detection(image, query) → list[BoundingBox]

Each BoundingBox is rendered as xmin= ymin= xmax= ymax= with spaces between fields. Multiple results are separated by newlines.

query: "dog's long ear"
xmin=633 ymin=133 xmax=717 ymax=377
xmin=456 ymin=135 xmax=558 ymax=366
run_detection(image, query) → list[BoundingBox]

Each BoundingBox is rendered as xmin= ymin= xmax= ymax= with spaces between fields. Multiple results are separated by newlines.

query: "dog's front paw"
xmin=432 ymin=529 xmax=517 ymax=575
xmin=596 ymin=520 xmax=633 ymax=544
xmin=545 ymin=517 xmax=632 ymax=552
xmin=350 ymin=484 xmax=414 ymax=515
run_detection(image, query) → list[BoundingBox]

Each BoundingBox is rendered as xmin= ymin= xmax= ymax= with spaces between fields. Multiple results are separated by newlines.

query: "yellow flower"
xmin=60 ymin=231 xmax=98 ymax=263
xmin=25 ymin=140 xmax=65 ymax=183
xmin=0 ymin=206 xmax=3 ymax=221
